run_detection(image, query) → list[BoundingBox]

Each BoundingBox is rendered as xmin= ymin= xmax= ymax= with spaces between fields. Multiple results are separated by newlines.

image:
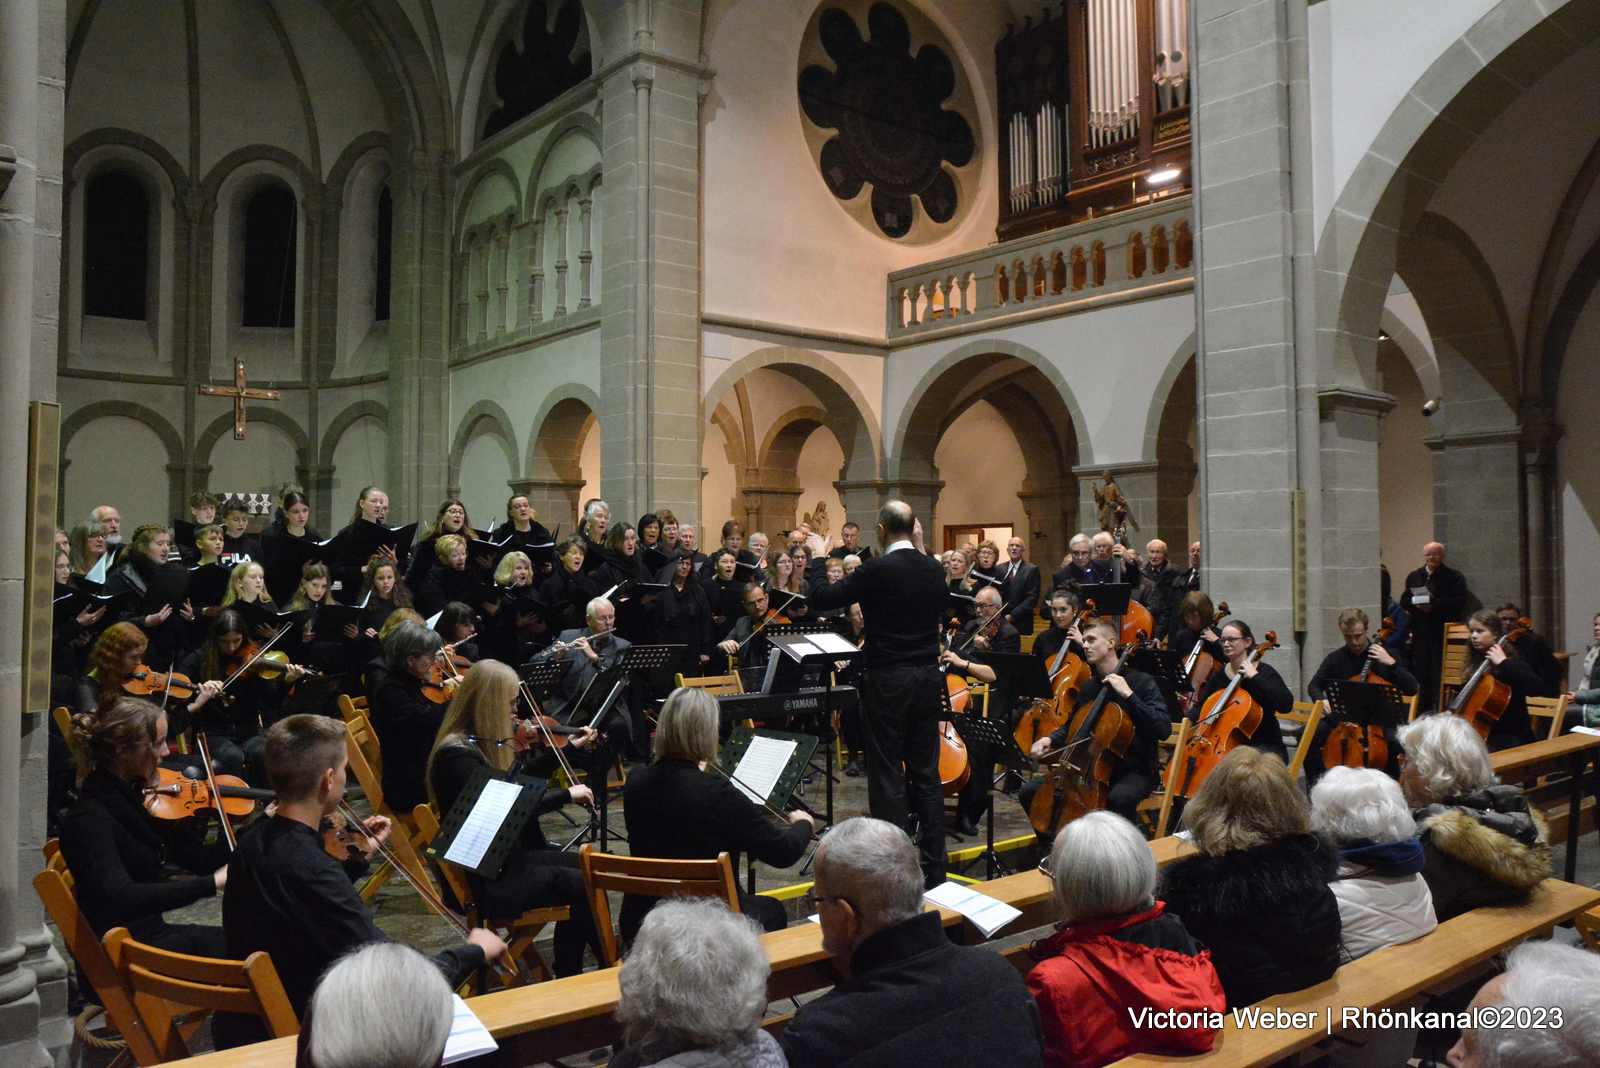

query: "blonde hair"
xmin=70 ymin=697 xmax=163 ymax=784
xmin=221 ymin=561 xmax=271 ymax=606
xmin=426 ymin=660 xmax=519 ymax=807
xmin=494 ymin=551 xmax=532 ymax=586
xmin=377 ymin=608 xmax=424 ymax=644
xmin=652 ymin=687 xmax=719 ymax=764
xmin=434 ymin=533 xmax=467 ymax=564
xmin=1181 ymin=747 xmax=1309 ymax=855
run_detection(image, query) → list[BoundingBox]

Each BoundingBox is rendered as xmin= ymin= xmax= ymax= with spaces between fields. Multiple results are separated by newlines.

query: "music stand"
xmin=428 ymin=766 xmax=545 ymax=880
xmin=1076 ymin=583 xmax=1133 ymax=617
xmin=1126 ymin=646 xmax=1187 ymax=720
xmin=759 ymin=623 xmax=843 ymax=694
xmin=983 ymin=653 xmax=1055 ymax=708
xmin=1322 ymin=680 xmax=1408 ymax=773
xmin=768 ymin=631 xmax=862 ymax=827
xmin=518 ymin=657 xmax=572 ymax=702
xmin=949 ymin=713 xmax=1029 ymax=879
xmin=722 ymin=727 xmax=821 ymax=893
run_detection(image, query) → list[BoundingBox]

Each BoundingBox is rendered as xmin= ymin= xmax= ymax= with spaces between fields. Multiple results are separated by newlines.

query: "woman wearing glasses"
xmin=1189 ymin=620 xmax=1293 ymax=763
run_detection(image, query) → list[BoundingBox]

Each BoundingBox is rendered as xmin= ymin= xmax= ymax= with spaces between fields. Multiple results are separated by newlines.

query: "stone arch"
xmin=525 ymin=384 xmax=603 ymax=480
xmin=448 ymin=399 xmax=521 ymax=489
xmin=326 ymin=132 xmax=393 ymax=197
xmin=524 ymin=113 xmax=604 ymax=218
xmin=458 ymin=0 xmax=605 ymax=159
xmin=200 ymin=145 xmax=318 ymax=207
xmin=61 ymin=402 xmax=184 ymax=468
xmin=66 ymin=128 xmax=188 ymax=192
xmin=196 ymin=408 xmax=312 ymax=471
xmin=704 ymin=347 xmax=883 ymax=481
xmin=890 ymin=337 xmax=1092 ymax=476
xmin=1316 ymin=0 xmax=1600 ymax=390
xmin=1141 ymin=332 xmax=1197 ymax=462
xmin=1378 ymin=305 xmax=1443 ymax=400
xmin=710 ymin=402 xmax=748 ymax=468
xmin=455 ymin=157 xmax=524 ymax=238
xmin=1524 ymin=134 xmax=1600 ymax=399
xmin=319 ymin=399 xmax=390 ymax=472
xmin=758 ymin=406 xmax=832 ymax=472
xmin=322 ymin=0 xmax=449 ymax=155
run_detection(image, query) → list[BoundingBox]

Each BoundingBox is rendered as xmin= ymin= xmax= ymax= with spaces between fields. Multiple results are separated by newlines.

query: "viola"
xmin=1175 ymin=631 xmax=1279 ymax=800
xmin=1027 ymin=633 xmax=1145 ymax=838
xmin=320 ymin=810 xmax=366 ymax=863
xmin=1322 ymin=617 xmax=1396 ymax=772
xmin=1447 ymin=624 xmax=1527 ymax=739
xmin=124 ymin=666 xmax=197 ymax=702
xmin=143 ymin=766 xmax=271 ymax=822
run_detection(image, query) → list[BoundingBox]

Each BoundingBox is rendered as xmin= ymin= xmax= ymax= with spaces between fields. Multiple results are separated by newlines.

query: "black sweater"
xmin=372 ymin=674 xmax=446 ymax=814
xmin=810 ymin=545 xmax=947 ymax=669
xmin=1193 ymin=662 xmax=1293 ymax=762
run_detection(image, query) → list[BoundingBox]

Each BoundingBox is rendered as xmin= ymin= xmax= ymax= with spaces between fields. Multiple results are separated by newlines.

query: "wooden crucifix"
xmin=199 ymin=360 xmax=281 ymax=440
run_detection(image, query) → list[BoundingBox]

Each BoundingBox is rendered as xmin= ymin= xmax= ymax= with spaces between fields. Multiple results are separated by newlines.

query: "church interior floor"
xmin=50 ymin=768 xmax=1600 ymax=1066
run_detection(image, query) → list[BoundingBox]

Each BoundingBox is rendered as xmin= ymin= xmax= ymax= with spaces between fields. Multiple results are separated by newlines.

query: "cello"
xmin=1027 ymin=631 xmax=1146 ymax=838
xmin=935 ymin=603 xmax=1010 ymax=797
xmin=1446 ymin=620 xmax=1527 ymax=740
xmin=1013 ymin=602 xmax=1095 ymax=753
xmin=1176 ymin=600 xmax=1229 ymax=714
xmin=1174 ymin=631 xmax=1279 ymax=800
xmin=1320 ymin=617 xmax=1395 ymax=771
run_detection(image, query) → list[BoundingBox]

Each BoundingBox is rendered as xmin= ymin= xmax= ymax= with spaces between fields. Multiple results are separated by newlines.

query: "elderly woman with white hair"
xmin=295 ymin=942 xmax=453 ymax=1068
xmin=1448 ymin=940 xmax=1600 ymax=1067
xmin=610 ymin=899 xmax=785 ymax=1068
xmin=1395 ymin=715 xmax=1550 ymax=921
xmin=1026 ymin=812 xmax=1223 ymax=1067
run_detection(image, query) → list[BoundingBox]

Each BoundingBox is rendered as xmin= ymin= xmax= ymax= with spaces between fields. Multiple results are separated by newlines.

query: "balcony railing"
xmin=886 ymin=194 xmax=1191 ymax=339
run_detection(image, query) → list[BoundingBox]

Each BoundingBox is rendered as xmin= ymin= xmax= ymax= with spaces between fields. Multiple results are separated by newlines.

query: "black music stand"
xmin=758 ymin=623 xmax=843 ymax=694
xmin=949 ymin=713 xmax=1029 ymax=879
xmin=518 ymin=657 xmax=571 ymax=703
xmin=1321 ymin=680 xmax=1408 ymax=774
xmin=1076 ymin=583 xmax=1133 ymax=617
xmin=768 ymin=631 xmax=862 ymax=827
xmin=428 ymin=766 xmax=544 ymax=880
xmin=1126 ymin=646 xmax=1187 ymax=720
xmin=722 ymin=727 xmax=821 ymax=893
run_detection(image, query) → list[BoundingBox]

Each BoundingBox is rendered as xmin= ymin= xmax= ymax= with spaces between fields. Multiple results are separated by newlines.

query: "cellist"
xmin=1022 ymin=618 xmax=1169 ymax=825
xmin=938 ymin=586 xmax=1021 ymax=836
xmin=1032 ymin=588 xmax=1086 ymax=667
xmin=1193 ymin=621 xmax=1293 ymax=763
xmin=1307 ymin=608 xmax=1418 ymax=701
xmin=1457 ymin=609 xmax=1542 ymax=749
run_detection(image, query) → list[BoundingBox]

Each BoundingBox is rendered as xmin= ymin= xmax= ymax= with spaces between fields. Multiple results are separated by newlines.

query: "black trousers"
xmin=1409 ymin=625 xmax=1444 ymax=712
xmin=1019 ymin=766 xmax=1155 ymax=832
xmin=859 ymin=663 xmax=946 ymax=888
xmin=479 ymin=850 xmax=601 ymax=977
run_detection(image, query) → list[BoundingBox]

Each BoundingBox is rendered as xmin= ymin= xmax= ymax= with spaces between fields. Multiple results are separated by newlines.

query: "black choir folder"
xmin=428 ymin=766 xmax=544 ymax=879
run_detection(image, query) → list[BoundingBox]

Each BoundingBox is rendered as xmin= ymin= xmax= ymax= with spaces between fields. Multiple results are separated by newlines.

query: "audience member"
xmin=1446 ymin=941 xmax=1600 ymax=1067
xmin=295 ymin=943 xmax=452 ymax=1068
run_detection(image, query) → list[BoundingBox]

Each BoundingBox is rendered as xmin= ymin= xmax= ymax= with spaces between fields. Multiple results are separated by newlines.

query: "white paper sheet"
xmin=806 ymin=631 xmax=858 ymax=655
xmin=728 ymin=735 xmax=798 ymax=806
xmin=922 ymin=881 xmax=1021 ymax=939
xmin=443 ymin=778 xmax=523 ymax=870
xmin=441 ymin=994 xmax=498 ymax=1064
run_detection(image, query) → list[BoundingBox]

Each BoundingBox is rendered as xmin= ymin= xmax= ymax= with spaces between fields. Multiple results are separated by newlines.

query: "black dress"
xmin=653 ymin=579 xmax=714 ymax=677
xmin=1192 ymin=662 xmax=1293 ymax=763
xmin=538 ymin=567 xmax=597 ymax=635
xmin=429 ymin=743 xmax=600 ymax=975
xmin=371 ymin=674 xmax=446 ymax=814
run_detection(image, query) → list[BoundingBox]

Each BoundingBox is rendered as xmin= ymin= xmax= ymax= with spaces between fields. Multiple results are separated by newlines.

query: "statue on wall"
xmin=1093 ymin=471 xmax=1137 ymax=541
xmin=802 ymin=500 xmax=830 ymax=539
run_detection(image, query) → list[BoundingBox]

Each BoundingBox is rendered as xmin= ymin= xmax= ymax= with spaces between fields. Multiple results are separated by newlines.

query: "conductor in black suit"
xmin=808 ymin=500 xmax=949 ymax=888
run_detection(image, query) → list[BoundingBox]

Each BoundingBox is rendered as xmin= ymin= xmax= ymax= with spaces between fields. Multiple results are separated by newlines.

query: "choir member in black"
xmin=1307 ymin=607 xmax=1419 ymax=700
xmin=407 ymin=498 xmax=476 ymax=593
xmin=282 ymin=562 xmax=348 ymax=675
xmin=837 ymin=603 xmax=867 ymax=776
xmin=621 ymin=687 xmax=818 ymax=942
xmin=1192 ymin=620 xmax=1292 ymax=762
xmin=483 ymin=550 xmax=542 ymax=664
xmin=745 ymin=531 xmax=772 ymax=589
xmin=432 ymin=602 xmax=480 ymax=663
xmin=654 ymin=552 xmax=714 ymax=677
xmin=594 ymin=522 xmax=650 ymax=641
xmin=1021 ymin=618 xmax=1171 ymax=826
xmin=939 ymin=585 xmax=1022 ymax=836
xmin=970 ymin=540 xmax=1004 ymax=594
xmin=769 ymin=550 xmax=809 ymax=621
xmin=490 ymin=493 xmax=553 ymax=553
xmin=1399 ymin=541 xmax=1468 ymax=710
xmin=828 ymin=521 xmax=874 ymax=566
xmin=348 ymin=552 xmax=412 ymax=664
xmin=702 ymin=550 xmax=744 ymax=641
xmin=415 ymin=534 xmax=479 ymax=617
xmin=218 ymin=714 xmax=504 ymax=1046
xmin=190 ymin=524 xmax=229 ymax=625
xmin=679 ymin=524 xmax=706 ymax=571
xmin=69 ymin=520 xmax=110 ymax=578
xmin=426 ymin=660 xmax=602 ymax=975
xmin=53 ymin=549 xmax=105 ymax=680
xmin=810 ymin=557 xmax=848 ymax=622
xmin=1459 ymin=609 xmax=1543 ymax=749
xmin=371 ymin=621 xmax=453 ymax=814
xmin=1138 ymin=539 xmax=1182 ymax=641
xmin=174 ymin=492 xmax=218 ymax=564
xmin=179 ymin=607 xmax=310 ymax=781
xmin=580 ymin=500 xmax=610 ymax=574
xmin=996 ymin=536 xmax=1040 ymax=635
xmin=698 ymin=520 xmax=754 ymax=581
xmin=944 ymin=549 xmax=979 ymax=629
xmin=326 ymin=485 xmax=393 ymax=597
xmin=58 ymin=698 xmax=230 ymax=968
xmin=217 ymin=498 xmax=261 ymax=570
xmin=809 ymin=502 xmax=950 ymax=888
xmin=637 ymin=512 xmax=669 ymax=574
xmin=1495 ymin=603 xmax=1563 ymax=698
xmin=537 ymin=536 xmax=595 ymax=632
xmin=656 ymin=509 xmax=681 ymax=559
xmin=102 ymin=524 xmax=196 ymax=669
xmin=788 ymin=542 xmax=816 ymax=596
xmin=716 ymin=583 xmax=781 ymax=680
xmin=258 ymin=490 xmax=323 ymax=604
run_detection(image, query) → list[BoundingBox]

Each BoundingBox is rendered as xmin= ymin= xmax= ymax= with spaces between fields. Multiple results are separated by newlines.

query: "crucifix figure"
xmin=199 ymin=360 xmax=281 ymax=440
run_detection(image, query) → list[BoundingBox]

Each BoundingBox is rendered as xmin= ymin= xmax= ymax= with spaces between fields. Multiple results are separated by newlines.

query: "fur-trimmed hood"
xmin=1415 ymin=789 xmax=1550 ymax=894
xmin=1158 ymin=833 xmax=1340 ymax=918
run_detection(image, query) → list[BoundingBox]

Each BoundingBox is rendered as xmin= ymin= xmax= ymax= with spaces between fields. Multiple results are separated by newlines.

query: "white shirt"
xmin=884 ymin=539 xmax=915 ymax=554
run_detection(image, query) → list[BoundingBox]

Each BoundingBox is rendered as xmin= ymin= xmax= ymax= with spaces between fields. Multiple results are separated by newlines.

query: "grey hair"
xmin=1310 ymin=766 xmax=1417 ymax=844
xmin=584 ymin=499 xmax=610 ymax=520
xmin=616 ymin=899 xmax=770 ymax=1051
xmin=303 ymin=943 xmax=452 ymax=1068
xmin=1050 ymin=811 xmax=1156 ymax=923
xmin=1068 ymin=533 xmax=1091 ymax=549
xmin=815 ymin=817 xmax=923 ymax=935
xmin=585 ymin=596 xmax=613 ymax=625
xmin=653 ymin=686 xmax=719 ymax=764
xmin=1472 ymin=941 xmax=1600 ymax=1067
xmin=382 ymin=620 xmax=443 ymax=673
xmin=1396 ymin=714 xmax=1497 ymax=803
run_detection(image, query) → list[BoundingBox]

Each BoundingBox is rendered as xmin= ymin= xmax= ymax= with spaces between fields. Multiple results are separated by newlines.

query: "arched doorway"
xmin=524 ymin=391 xmax=602 ymax=534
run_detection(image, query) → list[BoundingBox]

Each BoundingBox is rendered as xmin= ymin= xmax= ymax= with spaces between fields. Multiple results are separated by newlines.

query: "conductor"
xmin=809 ymin=501 xmax=948 ymax=887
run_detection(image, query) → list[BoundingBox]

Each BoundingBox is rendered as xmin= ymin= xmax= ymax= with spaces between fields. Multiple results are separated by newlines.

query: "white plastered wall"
xmin=1557 ymin=290 xmax=1600 ymax=685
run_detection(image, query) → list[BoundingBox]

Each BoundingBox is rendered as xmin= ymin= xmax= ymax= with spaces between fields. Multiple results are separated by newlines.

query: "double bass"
xmin=1320 ymin=617 xmax=1395 ymax=771
xmin=1027 ymin=633 xmax=1146 ymax=838
xmin=1446 ymin=621 xmax=1527 ymax=739
xmin=1174 ymin=631 xmax=1279 ymax=800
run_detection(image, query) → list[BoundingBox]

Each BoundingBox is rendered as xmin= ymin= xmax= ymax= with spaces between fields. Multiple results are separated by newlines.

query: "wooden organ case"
xmin=997 ymin=0 xmax=1190 ymax=241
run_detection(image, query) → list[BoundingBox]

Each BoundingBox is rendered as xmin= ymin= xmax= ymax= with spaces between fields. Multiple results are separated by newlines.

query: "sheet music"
xmin=729 ymin=735 xmax=798 ymax=806
xmin=441 ymin=994 xmax=498 ymax=1064
xmin=806 ymin=631 xmax=857 ymax=655
xmin=922 ymin=881 xmax=1021 ymax=939
xmin=425 ymin=608 xmax=444 ymax=629
xmin=442 ymin=778 xmax=523 ymax=869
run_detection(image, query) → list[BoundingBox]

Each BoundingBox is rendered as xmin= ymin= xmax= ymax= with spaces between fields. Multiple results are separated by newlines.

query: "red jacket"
xmin=1026 ymin=901 xmax=1225 ymax=1068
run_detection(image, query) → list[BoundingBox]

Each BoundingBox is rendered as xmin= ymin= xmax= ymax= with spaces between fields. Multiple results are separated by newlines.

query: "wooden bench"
xmin=1489 ymin=731 xmax=1600 ymax=881
xmin=1107 ymin=879 xmax=1600 ymax=1066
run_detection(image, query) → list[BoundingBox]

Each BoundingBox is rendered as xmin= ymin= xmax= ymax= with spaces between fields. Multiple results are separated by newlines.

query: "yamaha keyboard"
xmin=715 ymin=685 xmax=859 ymax=725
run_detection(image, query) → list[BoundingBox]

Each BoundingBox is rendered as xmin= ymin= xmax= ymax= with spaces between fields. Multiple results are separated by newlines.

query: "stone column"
xmin=473 ymin=233 xmax=490 ymax=342
xmin=577 ymin=194 xmax=593 ymax=309
xmin=1520 ymin=409 xmax=1561 ymax=637
xmin=493 ymin=216 xmax=511 ymax=337
xmin=1318 ymin=388 xmax=1394 ymax=624
xmin=552 ymin=202 xmax=569 ymax=317
xmin=1427 ymin=429 xmax=1522 ymax=612
xmin=525 ymin=215 xmax=544 ymax=324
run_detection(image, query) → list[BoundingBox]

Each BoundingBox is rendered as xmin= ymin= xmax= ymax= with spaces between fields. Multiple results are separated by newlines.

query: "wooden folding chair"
xmin=336 ymin=693 xmax=369 ymax=726
xmin=1284 ymin=700 xmax=1324 ymax=780
xmin=34 ymin=851 xmax=162 ymax=1066
xmin=53 ymin=705 xmax=84 ymax=768
xmin=674 ymin=671 xmax=743 ymax=697
xmin=1406 ymin=691 xmax=1422 ymax=723
xmin=1526 ymin=694 xmax=1569 ymax=742
xmin=101 ymin=927 xmax=297 ymax=1062
xmin=343 ymin=714 xmax=436 ymax=902
xmin=578 ymin=845 xmax=740 ymax=966
xmin=1577 ymin=906 xmax=1600 ymax=953
xmin=1438 ymin=622 xmax=1473 ymax=713
xmin=412 ymin=804 xmax=569 ymax=983
xmin=1152 ymin=717 xmax=1190 ymax=839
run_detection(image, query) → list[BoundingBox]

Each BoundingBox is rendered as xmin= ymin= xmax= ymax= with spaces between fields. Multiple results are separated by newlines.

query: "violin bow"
xmin=951 ymin=599 xmax=1012 ymax=657
xmin=705 ymin=761 xmax=822 ymax=834
xmin=194 ymin=732 xmax=236 ymax=851
xmin=513 ymin=678 xmax=593 ymax=812
xmin=734 ymin=592 xmax=802 ymax=653
xmin=219 ymin=621 xmax=296 ymax=692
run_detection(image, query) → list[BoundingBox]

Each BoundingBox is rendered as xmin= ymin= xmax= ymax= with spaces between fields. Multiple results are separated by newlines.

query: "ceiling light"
xmin=1146 ymin=168 xmax=1182 ymax=186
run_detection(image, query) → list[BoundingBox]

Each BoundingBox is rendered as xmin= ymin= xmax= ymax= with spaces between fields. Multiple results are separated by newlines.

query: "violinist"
xmin=105 ymin=524 xmax=197 ymax=666
xmin=426 ymin=660 xmax=601 ymax=976
xmin=490 ymin=493 xmax=553 ymax=554
xmin=259 ymin=489 xmax=322 ymax=603
xmin=217 ymin=498 xmax=260 ymax=570
xmin=77 ymin=621 xmax=224 ymax=727
xmin=178 ymin=608 xmax=309 ymax=781
xmin=372 ymin=621 xmax=454 ymax=814
xmin=621 ymin=687 xmax=817 ymax=942
xmin=1022 ymin=618 xmax=1170 ymax=825
xmin=57 ymin=697 xmax=230 ymax=969
xmin=538 ymin=536 xmax=598 ymax=634
xmin=653 ymin=551 xmax=714 ymax=676
xmin=220 ymin=561 xmax=281 ymax=641
xmin=718 ymin=583 xmax=781 ymax=676
xmin=1307 ymin=608 xmax=1418 ymax=701
xmin=940 ymin=585 xmax=1021 ymax=836
xmin=1193 ymin=621 xmax=1292 ymax=763
xmin=407 ymin=498 xmax=478 ymax=593
xmin=1458 ymin=609 xmax=1542 ymax=749
xmin=1495 ymin=603 xmax=1563 ymax=698
xmin=362 ymin=608 xmax=424 ymax=699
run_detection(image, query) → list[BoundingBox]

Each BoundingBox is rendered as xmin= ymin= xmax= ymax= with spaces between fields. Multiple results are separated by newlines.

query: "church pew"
xmin=1104 ymin=878 xmax=1600 ymax=1067
xmin=1488 ymin=730 xmax=1600 ymax=881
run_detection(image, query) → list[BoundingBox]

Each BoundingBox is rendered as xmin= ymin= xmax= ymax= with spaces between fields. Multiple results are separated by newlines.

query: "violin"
xmin=1013 ymin=604 xmax=1095 ymax=754
xmin=319 ymin=810 xmax=367 ymax=863
xmin=1027 ymin=633 xmax=1146 ymax=838
xmin=1177 ymin=601 xmax=1229 ymax=714
xmin=1447 ymin=622 xmax=1528 ymax=739
xmin=124 ymin=666 xmax=197 ymax=702
xmin=1322 ymin=617 xmax=1396 ymax=772
xmin=1175 ymin=631 xmax=1279 ymax=800
xmin=512 ymin=714 xmax=591 ymax=751
xmin=143 ymin=766 xmax=271 ymax=822
xmin=420 ymin=661 xmax=460 ymax=705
